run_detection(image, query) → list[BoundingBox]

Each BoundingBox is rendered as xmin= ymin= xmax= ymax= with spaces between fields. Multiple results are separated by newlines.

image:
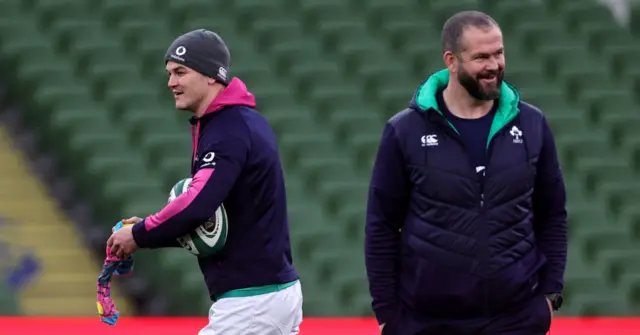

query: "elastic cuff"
xmin=131 ymin=220 xmax=151 ymax=248
xmin=540 ymin=280 xmax=563 ymax=294
xmin=373 ymin=304 xmax=399 ymax=326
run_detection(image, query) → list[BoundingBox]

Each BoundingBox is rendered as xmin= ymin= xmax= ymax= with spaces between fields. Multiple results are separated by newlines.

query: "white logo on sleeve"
xmin=509 ymin=126 xmax=523 ymax=144
xmin=200 ymin=151 xmax=216 ymax=168
xmin=421 ymin=134 xmax=438 ymax=147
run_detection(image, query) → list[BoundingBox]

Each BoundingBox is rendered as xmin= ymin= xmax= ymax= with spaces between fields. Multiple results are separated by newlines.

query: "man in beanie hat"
xmin=107 ymin=29 xmax=303 ymax=334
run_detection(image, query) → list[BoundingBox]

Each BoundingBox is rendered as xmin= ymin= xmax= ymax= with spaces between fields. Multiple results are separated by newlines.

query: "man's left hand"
xmin=107 ymin=224 xmax=137 ymax=259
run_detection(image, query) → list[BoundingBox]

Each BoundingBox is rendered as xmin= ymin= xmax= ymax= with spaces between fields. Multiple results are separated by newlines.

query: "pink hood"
xmin=203 ymin=77 xmax=257 ymax=115
xmin=191 ymin=77 xmax=257 ymax=161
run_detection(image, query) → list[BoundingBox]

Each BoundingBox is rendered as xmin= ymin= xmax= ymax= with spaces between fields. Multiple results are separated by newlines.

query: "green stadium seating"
xmin=0 ymin=0 xmax=639 ymax=317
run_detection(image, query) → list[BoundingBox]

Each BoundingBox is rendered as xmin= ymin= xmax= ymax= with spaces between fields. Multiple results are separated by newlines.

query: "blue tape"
xmin=101 ymin=311 xmax=120 ymax=326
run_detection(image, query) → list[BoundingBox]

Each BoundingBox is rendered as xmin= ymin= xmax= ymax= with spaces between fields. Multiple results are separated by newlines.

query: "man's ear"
xmin=207 ymin=77 xmax=217 ymax=86
xmin=443 ymin=51 xmax=457 ymax=73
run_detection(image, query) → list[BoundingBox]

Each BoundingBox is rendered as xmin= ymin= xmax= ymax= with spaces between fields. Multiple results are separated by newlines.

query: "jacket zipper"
xmin=429 ymin=112 xmax=474 ymax=166
xmin=481 ymin=122 xmax=514 ymax=315
xmin=430 ymin=109 xmax=514 ymax=285
xmin=429 ymin=109 xmax=482 ymax=200
xmin=191 ymin=120 xmax=201 ymax=171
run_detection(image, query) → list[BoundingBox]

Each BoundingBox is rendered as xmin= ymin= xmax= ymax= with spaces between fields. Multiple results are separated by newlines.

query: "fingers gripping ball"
xmin=169 ymin=178 xmax=228 ymax=257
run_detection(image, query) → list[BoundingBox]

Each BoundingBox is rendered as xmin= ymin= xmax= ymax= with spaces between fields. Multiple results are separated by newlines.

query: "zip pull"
xmin=192 ymin=121 xmax=201 ymax=164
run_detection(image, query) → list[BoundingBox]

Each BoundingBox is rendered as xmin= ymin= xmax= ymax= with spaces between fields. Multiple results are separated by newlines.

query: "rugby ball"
xmin=168 ymin=178 xmax=228 ymax=257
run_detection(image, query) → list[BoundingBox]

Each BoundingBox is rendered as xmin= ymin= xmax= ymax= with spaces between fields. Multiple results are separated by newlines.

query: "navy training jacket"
xmin=365 ymin=69 xmax=568 ymax=325
xmin=132 ymin=77 xmax=299 ymax=299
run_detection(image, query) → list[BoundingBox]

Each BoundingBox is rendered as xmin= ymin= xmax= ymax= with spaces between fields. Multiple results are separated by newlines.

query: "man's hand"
xmin=118 ymin=216 xmax=143 ymax=228
xmin=107 ymin=217 xmax=141 ymax=259
xmin=380 ymin=323 xmax=385 ymax=333
xmin=546 ymin=297 xmax=554 ymax=316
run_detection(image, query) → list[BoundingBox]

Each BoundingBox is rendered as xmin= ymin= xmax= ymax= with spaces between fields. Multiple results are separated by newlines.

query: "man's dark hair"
xmin=441 ymin=11 xmax=499 ymax=54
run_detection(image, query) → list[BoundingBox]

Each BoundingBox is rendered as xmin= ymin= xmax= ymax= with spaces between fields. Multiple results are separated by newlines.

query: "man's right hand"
xmin=122 ymin=216 xmax=143 ymax=223
xmin=380 ymin=323 xmax=385 ymax=333
xmin=117 ymin=216 xmax=143 ymax=230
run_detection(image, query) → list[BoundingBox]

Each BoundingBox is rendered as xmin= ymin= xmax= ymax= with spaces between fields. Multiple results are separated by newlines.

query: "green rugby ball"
xmin=168 ymin=178 xmax=228 ymax=257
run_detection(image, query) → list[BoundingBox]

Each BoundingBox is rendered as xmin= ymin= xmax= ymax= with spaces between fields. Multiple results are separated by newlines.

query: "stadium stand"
xmin=0 ymin=0 xmax=640 ymax=318
xmin=0 ymin=125 xmax=132 ymax=316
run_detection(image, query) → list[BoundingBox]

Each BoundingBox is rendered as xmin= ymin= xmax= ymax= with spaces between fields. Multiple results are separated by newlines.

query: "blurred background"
xmin=1 ymin=0 xmax=640 ymax=330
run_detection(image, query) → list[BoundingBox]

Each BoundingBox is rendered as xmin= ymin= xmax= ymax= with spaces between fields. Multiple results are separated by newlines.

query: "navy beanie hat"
xmin=165 ymin=29 xmax=230 ymax=84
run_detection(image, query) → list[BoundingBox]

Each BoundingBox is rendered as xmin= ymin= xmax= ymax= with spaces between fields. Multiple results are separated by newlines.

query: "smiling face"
xmin=166 ymin=61 xmax=214 ymax=112
xmin=444 ymin=24 xmax=506 ymax=101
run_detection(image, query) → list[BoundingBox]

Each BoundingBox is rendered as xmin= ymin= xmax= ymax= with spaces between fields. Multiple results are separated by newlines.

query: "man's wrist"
xmin=373 ymin=302 xmax=398 ymax=328
xmin=131 ymin=219 xmax=150 ymax=248
xmin=544 ymin=293 xmax=563 ymax=311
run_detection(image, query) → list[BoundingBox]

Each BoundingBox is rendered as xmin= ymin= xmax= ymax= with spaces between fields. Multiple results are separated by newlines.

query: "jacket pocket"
xmin=539 ymin=295 xmax=553 ymax=332
xmin=400 ymin=254 xmax=483 ymax=318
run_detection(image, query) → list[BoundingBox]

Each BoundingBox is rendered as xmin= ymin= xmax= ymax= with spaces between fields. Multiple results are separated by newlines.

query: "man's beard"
xmin=458 ymin=68 xmax=504 ymax=101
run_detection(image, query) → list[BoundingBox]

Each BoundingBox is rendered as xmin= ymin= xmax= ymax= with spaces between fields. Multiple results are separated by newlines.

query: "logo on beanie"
xmin=218 ymin=67 xmax=228 ymax=81
xmin=170 ymin=46 xmax=187 ymax=62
